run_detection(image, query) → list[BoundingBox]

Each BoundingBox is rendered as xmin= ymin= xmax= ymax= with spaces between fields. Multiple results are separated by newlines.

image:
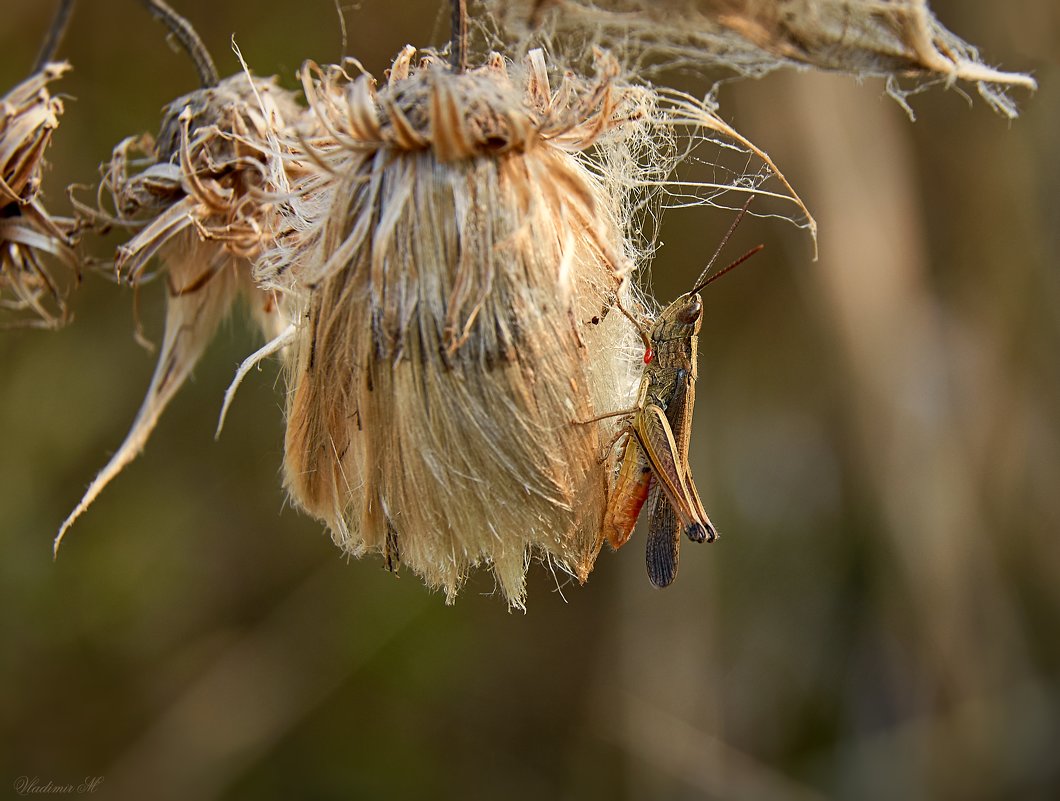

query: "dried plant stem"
xmin=450 ymin=0 xmax=468 ymax=72
xmin=138 ymin=0 xmax=218 ymax=87
xmin=33 ymin=0 xmax=75 ymax=74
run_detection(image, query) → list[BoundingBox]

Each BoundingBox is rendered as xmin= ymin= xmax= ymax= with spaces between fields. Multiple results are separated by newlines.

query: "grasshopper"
xmin=592 ymin=200 xmax=762 ymax=587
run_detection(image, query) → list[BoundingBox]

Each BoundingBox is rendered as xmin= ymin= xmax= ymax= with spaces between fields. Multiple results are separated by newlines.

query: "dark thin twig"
xmin=333 ymin=0 xmax=348 ymax=60
xmin=450 ymin=0 xmax=468 ymax=73
xmin=528 ymin=0 xmax=557 ymax=28
xmin=138 ymin=0 xmax=219 ymax=88
xmin=32 ymin=0 xmax=76 ymax=74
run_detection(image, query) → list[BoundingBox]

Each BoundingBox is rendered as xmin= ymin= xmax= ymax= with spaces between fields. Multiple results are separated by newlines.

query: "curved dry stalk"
xmin=215 ymin=321 xmax=296 ymax=438
xmin=138 ymin=0 xmax=219 ymax=88
xmin=33 ymin=0 xmax=76 ymax=75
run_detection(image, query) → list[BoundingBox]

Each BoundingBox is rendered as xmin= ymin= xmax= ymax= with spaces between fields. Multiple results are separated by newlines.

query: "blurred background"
xmin=1 ymin=1 xmax=1057 ymax=799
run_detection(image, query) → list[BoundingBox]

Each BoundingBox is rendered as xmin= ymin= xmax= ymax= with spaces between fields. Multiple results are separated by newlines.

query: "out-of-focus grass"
xmin=1 ymin=2 xmax=1057 ymax=800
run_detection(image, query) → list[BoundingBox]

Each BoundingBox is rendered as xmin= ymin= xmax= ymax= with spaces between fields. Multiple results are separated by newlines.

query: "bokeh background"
xmin=2 ymin=1 xmax=1058 ymax=799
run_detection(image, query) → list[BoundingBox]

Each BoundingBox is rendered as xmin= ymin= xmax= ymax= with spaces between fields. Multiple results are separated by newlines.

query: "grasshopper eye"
xmin=677 ymin=296 xmax=702 ymax=325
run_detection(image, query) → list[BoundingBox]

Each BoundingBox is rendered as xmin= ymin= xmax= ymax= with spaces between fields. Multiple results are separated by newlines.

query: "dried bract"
xmin=56 ymin=72 xmax=304 ymax=551
xmin=0 ymin=63 xmax=76 ymax=328
xmin=261 ymin=46 xmax=807 ymax=606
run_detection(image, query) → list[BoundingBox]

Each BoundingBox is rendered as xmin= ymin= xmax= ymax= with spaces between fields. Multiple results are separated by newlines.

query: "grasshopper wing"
xmin=660 ymin=371 xmax=717 ymax=543
xmin=633 ymin=403 xmax=711 ymax=543
xmin=645 ymin=482 xmax=681 ymax=587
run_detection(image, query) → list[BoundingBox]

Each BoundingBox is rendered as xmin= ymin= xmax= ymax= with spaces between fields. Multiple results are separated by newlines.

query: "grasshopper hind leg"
xmin=686 ymin=520 xmax=717 ymax=544
xmin=682 ymin=468 xmax=718 ymax=543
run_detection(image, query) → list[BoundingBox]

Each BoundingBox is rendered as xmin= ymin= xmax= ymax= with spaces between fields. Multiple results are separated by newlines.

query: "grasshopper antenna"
xmin=33 ymin=0 xmax=76 ymax=75
xmin=138 ymin=0 xmax=219 ymax=88
xmin=688 ymin=194 xmax=756 ymax=293
xmin=691 ymin=244 xmax=765 ymax=295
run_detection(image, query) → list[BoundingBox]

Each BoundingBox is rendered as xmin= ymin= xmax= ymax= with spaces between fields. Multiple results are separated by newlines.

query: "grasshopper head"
xmin=657 ymin=290 xmax=699 ymax=334
xmin=675 ymin=292 xmax=703 ymax=327
xmin=651 ymin=291 xmax=703 ymax=344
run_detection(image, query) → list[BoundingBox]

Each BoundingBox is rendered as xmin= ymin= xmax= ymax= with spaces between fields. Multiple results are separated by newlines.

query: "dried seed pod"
xmin=261 ymin=46 xmax=808 ymax=606
xmin=0 ymin=63 xmax=77 ymax=328
xmin=56 ymin=72 xmax=305 ymax=550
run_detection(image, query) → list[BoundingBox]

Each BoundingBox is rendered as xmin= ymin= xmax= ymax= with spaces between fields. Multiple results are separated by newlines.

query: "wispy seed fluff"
xmin=491 ymin=0 xmax=1036 ymax=118
xmin=56 ymin=72 xmax=303 ymax=550
xmin=0 ymin=63 xmax=76 ymax=328
xmin=260 ymin=48 xmax=657 ymax=606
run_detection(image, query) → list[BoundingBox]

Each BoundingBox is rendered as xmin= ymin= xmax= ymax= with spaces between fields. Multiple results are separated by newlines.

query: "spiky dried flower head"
xmin=90 ymin=72 xmax=305 ymax=284
xmin=0 ymin=63 xmax=77 ymax=329
xmin=260 ymin=44 xmax=809 ymax=606
xmin=55 ymin=71 xmax=306 ymax=552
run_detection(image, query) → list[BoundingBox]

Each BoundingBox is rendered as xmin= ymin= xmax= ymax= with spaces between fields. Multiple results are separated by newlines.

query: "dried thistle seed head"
xmin=55 ymin=71 xmax=306 ymax=551
xmin=0 ymin=63 xmax=77 ymax=329
xmin=260 ymin=47 xmax=661 ymax=606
